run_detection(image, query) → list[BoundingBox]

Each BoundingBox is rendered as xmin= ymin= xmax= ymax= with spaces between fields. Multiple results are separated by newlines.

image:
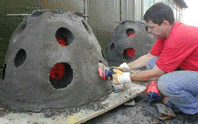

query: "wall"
xmin=0 ymin=0 xmax=186 ymax=66
xmin=141 ymin=0 xmax=184 ymax=21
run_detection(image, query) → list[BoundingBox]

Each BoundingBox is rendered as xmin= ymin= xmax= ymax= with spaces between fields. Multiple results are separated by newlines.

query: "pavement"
xmin=85 ymin=92 xmax=198 ymax=124
xmin=0 ymin=85 xmax=198 ymax=124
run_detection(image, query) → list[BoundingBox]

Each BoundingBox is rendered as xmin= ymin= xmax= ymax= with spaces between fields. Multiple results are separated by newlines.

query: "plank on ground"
xmin=0 ymin=82 xmax=145 ymax=124
xmin=62 ymin=82 xmax=146 ymax=124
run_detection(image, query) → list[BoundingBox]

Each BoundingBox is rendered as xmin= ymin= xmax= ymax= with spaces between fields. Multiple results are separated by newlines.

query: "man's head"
xmin=143 ymin=2 xmax=175 ymax=39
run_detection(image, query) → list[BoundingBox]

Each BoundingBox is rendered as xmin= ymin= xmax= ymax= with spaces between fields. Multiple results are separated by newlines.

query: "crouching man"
xmin=113 ymin=2 xmax=198 ymax=115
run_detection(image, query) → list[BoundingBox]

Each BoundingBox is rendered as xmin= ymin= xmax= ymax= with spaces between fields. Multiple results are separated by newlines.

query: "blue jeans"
xmin=146 ymin=57 xmax=198 ymax=115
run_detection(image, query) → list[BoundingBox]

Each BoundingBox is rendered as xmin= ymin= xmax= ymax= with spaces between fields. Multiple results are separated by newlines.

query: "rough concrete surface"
xmin=1 ymin=9 xmax=197 ymax=124
xmin=106 ymin=20 xmax=156 ymax=66
xmin=85 ymin=95 xmax=198 ymax=124
xmin=0 ymin=10 xmax=112 ymax=111
xmin=85 ymin=82 xmax=198 ymax=124
xmin=0 ymin=81 xmax=197 ymax=124
xmin=0 ymin=82 xmax=145 ymax=124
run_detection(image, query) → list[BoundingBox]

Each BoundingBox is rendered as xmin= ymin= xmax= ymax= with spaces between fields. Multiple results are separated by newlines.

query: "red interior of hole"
xmin=126 ymin=48 xmax=136 ymax=58
xmin=50 ymin=63 xmax=65 ymax=80
xmin=56 ymin=36 xmax=68 ymax=46
xmin=127 ymin=31 xmax=135 ymax=37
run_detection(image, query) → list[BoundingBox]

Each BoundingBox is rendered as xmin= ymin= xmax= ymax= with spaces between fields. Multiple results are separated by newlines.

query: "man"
xmin=113 ymin=2 xmax=198 ymax=115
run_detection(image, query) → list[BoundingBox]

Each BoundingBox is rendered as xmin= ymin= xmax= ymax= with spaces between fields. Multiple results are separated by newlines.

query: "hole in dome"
xmin=14 ymin=49 xmax=26 ymax=67
xmin=50 ymin=63 xmax=73 ymax=89
xmin=110 ymin=43 xmax=115 ymax=50
xmin=145 ymin=26 xmax=149 ymax=33
xmin=55 ymin=27 xmax=74 ymax=46
xmin=126 ymin=29 xmax=135 ymax=37
xmin=2 ymin=64 xmax=6 ymax=80
xmin=123 ymin=48 xmax=136 ymax=59
xmin=101 ymin=51 xmax=106 ymax=59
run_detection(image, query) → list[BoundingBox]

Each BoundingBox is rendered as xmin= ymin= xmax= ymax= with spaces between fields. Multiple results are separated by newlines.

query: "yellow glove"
xmin=110 ymin=63 xmax=131 ymax=72
xmin=113 ymin=69 xmax=124 ymax=75
xmin=112 ymin=69 xmax=123 ymax=85
xmin=112 ymin=69 xmax=131 ymax=85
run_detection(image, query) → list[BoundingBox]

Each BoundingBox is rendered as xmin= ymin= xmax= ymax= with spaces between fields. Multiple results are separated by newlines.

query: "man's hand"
xmin=109 ymin=66 xmax=131 ymax=72
xmin=130 ymin=65 xmax=165 ymax=81
xmin=112 ymin=69 xmax=131 ymax=85
xmin=109 ymin=62 xmax=131 ymax=72
xmin=120 ymin=62 xmax=130 ymax=68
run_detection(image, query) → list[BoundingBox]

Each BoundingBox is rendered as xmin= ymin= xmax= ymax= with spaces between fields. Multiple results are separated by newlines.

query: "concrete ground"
xmin=0 ymin=83 xmax=198 ymax=124
xmin=85 ymin=92 xmax=198 ymax=124
xmin=84 ymin=79 xmax=198 ymax=124
xmin=0 ymin=69 xmax=197 ymax=124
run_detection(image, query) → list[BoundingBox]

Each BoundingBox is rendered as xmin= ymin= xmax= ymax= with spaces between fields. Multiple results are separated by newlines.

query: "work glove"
xmin=112 ymin=69 xmax=131 ymax=85
xmin=109 ymin=62 xmax=131 ymax=72
xmin=119 ymin=62 xmax=130 ymax=68
xmin=119 ymin=62 xmax=131 ymax=72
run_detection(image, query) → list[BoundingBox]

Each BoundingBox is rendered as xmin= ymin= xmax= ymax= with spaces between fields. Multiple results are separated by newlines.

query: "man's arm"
xmin=130 ymin=64 xmax=165 ymax=82
xmin=127 ymin=53 xmax=156 ymax=70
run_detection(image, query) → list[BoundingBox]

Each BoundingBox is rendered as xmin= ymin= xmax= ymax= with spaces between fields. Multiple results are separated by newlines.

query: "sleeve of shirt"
xmin=156 ymin=41 xmax=197 ymax=72
xmin=150 ymin=38 xmax=164 ymax=56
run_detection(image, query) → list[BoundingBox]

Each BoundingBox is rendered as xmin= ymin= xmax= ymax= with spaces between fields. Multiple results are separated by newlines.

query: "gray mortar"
xmin=85 ymin=70 xmax=198 ymax=124
xmin=0 ymin=70 xmax=197 ymax=123
xmin=106 ymin=20 xmax=156 ymax=66
xmin=0 ymin=10 xmax=112 ymax=111
xmin=1 ymin=80 xmax=197 ymax=124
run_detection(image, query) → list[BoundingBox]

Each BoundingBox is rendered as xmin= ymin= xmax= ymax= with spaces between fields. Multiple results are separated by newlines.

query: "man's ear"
xmin=161 ymin=20 xmax=172 ymax=30
xmin=162 ymin=20 xmax=171 ymax=27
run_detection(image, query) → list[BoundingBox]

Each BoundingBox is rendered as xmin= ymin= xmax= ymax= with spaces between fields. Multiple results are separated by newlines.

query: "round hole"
xmin=55 ymin=27 xmax=74 ymax=46
xmin=101 ymin=51 xmax=106 ymax=59
xmin=126 ymin=29 xmax=135 ymax=37
xmin=50 ymin=63 xmax=73 ymax=89
xmin=2 ymin=64 xmax=6 ymax=80
xmin=145 ymin=26 xmax=149 ymax=33
xmin=14 ymin=49 xmax=26 ymax=67
xmin=123 ymin=48 xmax=136 ymax=59
xmin=110 ymin=43 xmax=115 ymax=50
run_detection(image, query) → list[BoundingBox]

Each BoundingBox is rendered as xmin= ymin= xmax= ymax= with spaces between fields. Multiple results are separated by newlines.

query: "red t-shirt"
xmin=150 ymin=22 xmax=198 ymax=72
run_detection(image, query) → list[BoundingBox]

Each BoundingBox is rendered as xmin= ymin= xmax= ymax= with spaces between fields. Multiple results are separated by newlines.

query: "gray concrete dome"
xmin=0 ymin=10 xmax=112 ymax=111
xmin=106 ymin=21 xmax=156 ymax=66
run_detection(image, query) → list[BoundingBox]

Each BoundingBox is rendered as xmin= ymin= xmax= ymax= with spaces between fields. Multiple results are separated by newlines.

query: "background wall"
xmin=0 ymin=0 xmax=187 ymax=67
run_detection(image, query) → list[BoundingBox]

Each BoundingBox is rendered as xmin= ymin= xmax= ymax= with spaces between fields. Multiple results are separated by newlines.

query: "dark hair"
xmin=143 ymin=2 xmax=175 ymax=25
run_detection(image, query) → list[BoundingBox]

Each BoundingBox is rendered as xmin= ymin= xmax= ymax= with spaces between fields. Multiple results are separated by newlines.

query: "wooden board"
xmin=62 ymin=83 xmax=146 ymax=124
xmin=0 ymin=83 xmax=145 ymax=124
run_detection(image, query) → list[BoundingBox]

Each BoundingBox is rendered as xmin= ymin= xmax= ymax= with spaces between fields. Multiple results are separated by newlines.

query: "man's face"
xmin=147 ymin=20 xmax=168 ymax=39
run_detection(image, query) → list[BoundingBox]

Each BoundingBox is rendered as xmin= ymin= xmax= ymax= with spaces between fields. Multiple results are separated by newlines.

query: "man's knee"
xmin=157 ymin=74 xmax=168 ymax=94
xmin=158 ymin=72 xmax=181 ymax=95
